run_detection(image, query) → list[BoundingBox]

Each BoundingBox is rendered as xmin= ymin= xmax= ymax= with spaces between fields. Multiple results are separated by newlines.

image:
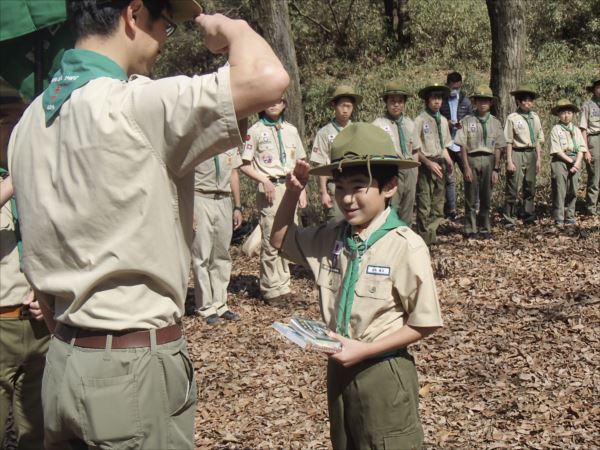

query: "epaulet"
xmin=394 ymin=225 xmax=427 ymax=249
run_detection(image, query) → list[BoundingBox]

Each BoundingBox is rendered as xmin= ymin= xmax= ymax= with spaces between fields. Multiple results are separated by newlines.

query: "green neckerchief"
xmin=518 ymin=109 xmax=536 ymax=145
xmin=559 ymin=123 xmax=579 ymax=156
xmin=331 ymin=119 xmax=350 ymax=133
xmin=593 ymin=97 xmax=600 ymax=107
xmin=475 ymin=112 xmax=490 ymax=147
xmin=214 ymin=156 xmax=221 ymax=182
xmin=43 ymin=49 xmax=128 ymax=124
xmin=260 ymin=116 xmax=286 ymax=165
xmin=0 ymin=168 xmax=23 ymax=270
xmin=336 ymin=208 xmax=406 ymax=337
xmin=385 ymin=112 xmax=409 ymax=157
xmin=426 ymin=108 xmax=444 ymax=150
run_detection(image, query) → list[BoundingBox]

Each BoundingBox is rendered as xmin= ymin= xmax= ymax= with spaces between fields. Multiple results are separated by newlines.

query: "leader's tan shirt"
xmin=241 ymin=120 xmax=305 ymax=179
xmin=8 ymin=67 xmax=241 ymax=330
xmin=194 ymin=147 xmax=242 ymax=194
xmin=281 ymin=208 xmax=443 ymax=342
xmin=504 ymin=111 xmax=545 ymax=148
xmin=579 ymin=100 xmax=600 ymax=135
xmin=550 ymin=124 xmax=588 ymax=155
xmin=0 ymin=201 xmax=29 ymax=307
xmin=414 ymin=111 xmax=452 ymax=159
xmin=310 ymin=121 xmax=349 ymax=165
xmin=454 ymin=114 xmax=506 ymax=154
xmin=372 ymin=115 xmax=422 ymax=160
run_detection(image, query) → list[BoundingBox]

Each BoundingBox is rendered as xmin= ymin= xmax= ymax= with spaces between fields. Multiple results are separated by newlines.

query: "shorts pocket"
xmin=80 ymin=373 xmax=143 ymax=449
xmin=158 ymin=349 xmax=197 ymax=417
xmin=383 ymin=429 xmax=423 ymax=450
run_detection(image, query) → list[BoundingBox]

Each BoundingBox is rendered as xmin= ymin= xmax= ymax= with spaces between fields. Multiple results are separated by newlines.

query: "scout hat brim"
xmin=309 ymin=157 xmax=419 ymax=177
xmin=418 ymin=85 xmax=451 ymax=100
xmin=587 ymin=78 xmax=600 ymax=92
xmin=509 ymin=89 xmax=538 ymax=99
xmin=381 ymin=90 xmax=411 ymax=100
xmin=551 ymin=103 xmax=580 ymax=116
xmin=330 ymin=93 xmax=363 ymax=105
xmin=171 ymin=0 xmax=203 ymax=23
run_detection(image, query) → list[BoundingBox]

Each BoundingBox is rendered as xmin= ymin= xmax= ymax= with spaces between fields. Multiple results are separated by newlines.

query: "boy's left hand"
xmin=286 ymin=160 xmax=310 ymax=193
xmin=327 ymin=332 xmax=370 ymax=367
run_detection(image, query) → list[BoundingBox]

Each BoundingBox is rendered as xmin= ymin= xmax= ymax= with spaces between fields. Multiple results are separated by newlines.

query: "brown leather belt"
xmin=54 ymin=323 xmax=182 ymax=349
xmin=513 ymin=147 xmax=535 ymax=152
xmin=268 ymin=176 xmax=286 ymax=184
xmin=0 ymin=305 xmax=27 ymax=319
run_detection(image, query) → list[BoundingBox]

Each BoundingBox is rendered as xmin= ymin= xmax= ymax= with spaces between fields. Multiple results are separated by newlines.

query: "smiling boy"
xmin=271 ymin=123 xmax=443 ymax=449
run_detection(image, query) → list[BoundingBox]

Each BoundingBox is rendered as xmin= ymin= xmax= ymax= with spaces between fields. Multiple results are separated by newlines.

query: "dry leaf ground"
xmin=185 ymin=213 xmax=599 ymax=450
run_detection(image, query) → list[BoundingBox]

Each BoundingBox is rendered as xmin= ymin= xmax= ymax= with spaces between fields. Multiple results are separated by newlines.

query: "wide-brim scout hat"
xmin=381 ymin=81 xmax=411 ymax=100
xmin=418 ymin=83 xmax=451 ymax=100
xmin=510 ymin=84 xmax=538 ymax=99
xmin=551 ymin=98 xmax=580 ymax=115
xmin=328 ymin=85 xmax=362 ymax=105
xmin=309 ymin=123 xmax=419 ymax=177
xmin=171 ymin=0 xmax=203 ymax=23
xmin=586 ymin=77 xmax=600 ymax=92
xmin=470 ymin=85 xmax=494 ymax=100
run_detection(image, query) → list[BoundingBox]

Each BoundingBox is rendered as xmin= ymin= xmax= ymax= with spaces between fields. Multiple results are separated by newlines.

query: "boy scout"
xmin=550 ymin=99 xmax=588 ymax=225
xmin=579 ymin=77 xmax=600 ymax=215
xmin=454 ymin=85 xmax=506 ymax=239
xmin=310 ymin=84 xmax=362 ymax=221
xmin=7 ymin=1 xmax=289 ymax=448
xmin=372 ymin=81 xmax=421 ymax=224
xmin=414 ymin=83 xmax=454 ymax=245
xmin=191 ymin=148 xmax=243 ymax=324
xmin=503 ymin=84 xmax=545 ymax=227
xmin=271 ymin=123 xmax=443 ymax=450
xmin=240 ymin=98 xmax=307 ymax=305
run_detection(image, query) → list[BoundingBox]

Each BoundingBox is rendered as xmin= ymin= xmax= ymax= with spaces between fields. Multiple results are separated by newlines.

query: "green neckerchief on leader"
xmin=336 ymin=208 xmax=406 ymax=337
xmin=426 ymin=108 xmax=444 ymax=150
xmin=559 ymin=123 xmax=580 ymax=158
xmin=475 ymin=111 xmax=490 ymax=147
xmin=260 ymin=116 xmax=286 ymax=165
xmin=0 ymin=168 xmax=23 ymax=270
xmin=385 ymin=112 xmax=409 ymax=157
xmin=330 ymin=119 xmax=350 ymax=133
xmin=43 ymin=49 xmax=128 ymax=124
xmin=518 ymin=109 xmax=537 ymax=146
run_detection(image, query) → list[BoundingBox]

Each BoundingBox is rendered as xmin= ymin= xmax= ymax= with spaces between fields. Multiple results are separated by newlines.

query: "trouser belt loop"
xmin=67 ymin=329 xmax=77 ymax=356
xmin=150 ymin=328 xmax=157 ymax=355
xmin=103 ymin=334 xmax=113 ymax=361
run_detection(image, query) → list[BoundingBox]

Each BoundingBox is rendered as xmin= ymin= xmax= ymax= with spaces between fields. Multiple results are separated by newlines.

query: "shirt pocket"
xmin=316 ymin=263 xmax=342 ymax=292
xmin=354 ymin=274 xmax=393 ymax=301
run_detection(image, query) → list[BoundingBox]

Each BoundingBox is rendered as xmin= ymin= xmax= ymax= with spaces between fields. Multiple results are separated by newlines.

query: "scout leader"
xmin=579 ymin=77 xmax=600 ymax=216
xmin=454 ymin=85 xmax=506 ymax=239
xmin=414 ymin=82 xmax=454 ymax=245
xmin=550 ymin=99 xmax=588 ymax=225
xmin=372 ymin=81 xmax=422 ymax=225
xmin=7 ymin=0 xmax=290 ymax=448
xmin=191 ymin=148 xmax=244 ymax=324
xmin=271 ymin=123 xmax=443 ymax=450
xmin=240 ymin=98 xmax=307 ymax=306
xmin=503 ymin=84 xmax=545 ymax=228
xmin=310 ymin=84 xmax=362 ymax=222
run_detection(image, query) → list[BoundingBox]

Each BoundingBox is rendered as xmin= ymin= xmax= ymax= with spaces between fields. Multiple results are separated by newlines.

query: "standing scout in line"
xmin=240 ymin=98 xmax=307 ymax=306
xmin=503 ymin=84 xmax=545 ymax=228
xmin=191 ymin=148 xmax=244 ymax=325
xmin=271 ymin=123 xmax=442 ymax=450
xmin=549 ymin=99 xmax=588 ymax=225
xmin=579 ymin=77 xmax=600 ymax=216
xmin=310 ymin=85 xmax=362 ymax=222
xmin=414 ymin=83 xmax=454 ymax=245
xmin=372 ymin=81 xmax=422 ymax=225
xmin=454 ymin=85 xmax=506 ymax=239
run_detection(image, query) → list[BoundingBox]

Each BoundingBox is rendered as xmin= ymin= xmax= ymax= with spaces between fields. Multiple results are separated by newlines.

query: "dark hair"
xmin=446 ymin=71 xmax=462 ymax=84
xmin=69 ymin=0 xmax=171 ymax=39
xmin=333 ymin=96 xmax=356 ymax=106
xmin=332 ymin=164 xmax=398 ymax=192
xmin=515 ymin=93 xmax=534 ymax=103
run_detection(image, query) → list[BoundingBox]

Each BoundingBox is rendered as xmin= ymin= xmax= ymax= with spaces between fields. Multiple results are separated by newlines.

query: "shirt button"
xmin=369 ymin=286 xmax=376 ymax=293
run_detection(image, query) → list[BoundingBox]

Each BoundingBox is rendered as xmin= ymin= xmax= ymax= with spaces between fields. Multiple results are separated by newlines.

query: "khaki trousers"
xmin=416 ymin=162 xmax=447 ymax=245
xmin=257 ymin=183 xmax=297 ymax=299
xmin=585 ymin=134 xmax=600 ymax=215
xmin=191 ymin=194 xmax=233 ymax=317
xmin=327 ymin=353 xmax=423 ymax=450
xmin=464 ymin=153 xmax=494 ymax=234
xmin=394 ymin=167 xmax=418 ymax=226
xmin=504 ymin=149 xmax=537 ymax=225
xmin=551 ymin=159 xmax=580 ymax=221
xmin=0 ymin=317 xmax=49 ymax=449
xmin=42 ymin=333 xmax=196 ymax=450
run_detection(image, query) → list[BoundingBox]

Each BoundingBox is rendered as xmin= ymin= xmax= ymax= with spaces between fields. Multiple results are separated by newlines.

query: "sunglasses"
xmin=161 ymin=14 xmax=177 ymax=37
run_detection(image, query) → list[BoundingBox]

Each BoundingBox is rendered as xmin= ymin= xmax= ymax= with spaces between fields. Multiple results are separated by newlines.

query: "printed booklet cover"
xmin=272 ymin=316 xmax=342 ymax=354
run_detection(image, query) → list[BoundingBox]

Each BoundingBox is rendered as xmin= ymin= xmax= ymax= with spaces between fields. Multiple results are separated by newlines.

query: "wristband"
xmin=233 ymin=206 xmax=244 ymax=213
xmin=493 ymin=168 xmax=500 ymax=172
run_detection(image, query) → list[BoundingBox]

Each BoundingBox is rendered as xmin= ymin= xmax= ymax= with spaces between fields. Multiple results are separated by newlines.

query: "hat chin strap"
xmin=333 ymin=155 xmax=374 ymax=188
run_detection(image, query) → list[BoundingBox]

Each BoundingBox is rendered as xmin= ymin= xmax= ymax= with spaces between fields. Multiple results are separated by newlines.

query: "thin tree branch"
xmin=289 ymin=2 xmax=333 ymax=34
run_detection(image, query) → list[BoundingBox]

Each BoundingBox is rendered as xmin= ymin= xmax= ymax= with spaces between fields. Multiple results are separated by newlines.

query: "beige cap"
xmin=171 ymin=0 xmax=203 ymax=23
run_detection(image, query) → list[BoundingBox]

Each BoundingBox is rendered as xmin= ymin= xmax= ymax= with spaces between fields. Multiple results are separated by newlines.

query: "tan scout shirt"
xmin=579 ymin=100 xmax=600 ymax=134
xmin=550 ymin=124 xmax=588 ymax=155
xmin=504 ymin=111 xmax=545 ymax=147
xmin=0 ymin=202 xmax=29 ymax=307
xmin=414 ymin=111 xmax=452 ymax=159
xmin=310 ymin=121 xmax=347 ymax=165
xmin=281 ymin=208 xmax=443 ymax=342
xmin=8 ymin=67 xmax=241 ymax=330
xmin=241 ymin=120 xmax=306 ymax=178
xmin=194 ymin=147 xmax=242 ymax=194
xmin=454 ymin=114 xmax=506 ymax=154
xmin=372 ymin=116 xmax=422 ymax=160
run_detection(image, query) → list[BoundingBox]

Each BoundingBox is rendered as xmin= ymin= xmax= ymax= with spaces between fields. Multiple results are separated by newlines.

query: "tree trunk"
xmin=396 ymin=0 xmax=411 ymax=48
xmin=383 ymin=0 xmax=394 ymax=37
xmin=486 ymin=0 xmax=526 ymax=122
xmin=253 ymin=0 xmax=305 ymax=140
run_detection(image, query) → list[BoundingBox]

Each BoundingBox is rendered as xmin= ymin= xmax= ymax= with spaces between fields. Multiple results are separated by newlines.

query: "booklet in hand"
xmin=272 ymin=316 xmax=342 ymax=354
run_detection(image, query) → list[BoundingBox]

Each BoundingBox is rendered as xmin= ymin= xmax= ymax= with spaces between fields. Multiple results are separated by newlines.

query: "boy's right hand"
xmin=464 ymin=166 xmax=473 ymax=183
xmin=506 ymin=159 xmax=516 ymax=173
xmin=286 ymin=160 xmax=310 ymax=194
xmin=195 ymin=14 xmax=238 ymax=54
xmin=262 ymin=179 xmax=276 ymax=204
xmin=321 ymin=192 xmax=333 ymax=209
xmin=428 ymin=161 xmax=444 ymax=179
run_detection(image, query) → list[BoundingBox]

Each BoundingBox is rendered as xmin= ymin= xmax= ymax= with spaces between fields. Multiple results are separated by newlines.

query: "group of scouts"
xmin=0 ymin=0 xmax=598 ymax=449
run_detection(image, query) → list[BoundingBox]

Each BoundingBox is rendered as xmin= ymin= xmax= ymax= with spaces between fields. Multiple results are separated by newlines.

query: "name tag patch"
xmin=366 ymin=265 xmax=390 ymax=276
